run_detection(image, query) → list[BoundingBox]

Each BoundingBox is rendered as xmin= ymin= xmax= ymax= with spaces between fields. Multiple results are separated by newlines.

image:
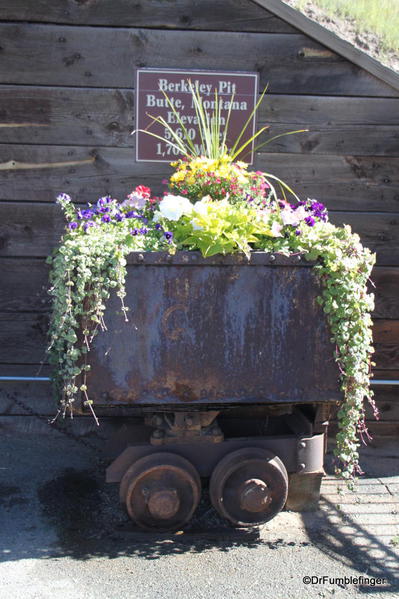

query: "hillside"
xmin=282 ymin=0 xmax=399 ymax=73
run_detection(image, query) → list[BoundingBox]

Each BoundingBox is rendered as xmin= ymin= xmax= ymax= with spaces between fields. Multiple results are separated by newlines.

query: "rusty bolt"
xmin=299 ymin=441 xmax=306 ymax=448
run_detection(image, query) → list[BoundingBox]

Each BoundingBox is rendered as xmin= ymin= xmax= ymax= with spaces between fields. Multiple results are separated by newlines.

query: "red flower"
xmin=135 ymin=185 xmax=151 ymax=198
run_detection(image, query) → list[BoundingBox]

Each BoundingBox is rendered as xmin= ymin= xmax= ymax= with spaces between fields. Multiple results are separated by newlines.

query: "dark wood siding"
xmin=1 ymin=0 xmax=398 ymax=434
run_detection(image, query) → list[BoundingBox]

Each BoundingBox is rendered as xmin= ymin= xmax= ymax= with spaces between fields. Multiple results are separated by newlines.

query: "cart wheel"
xmin=119 ymin=452 xmax=201 ymax=531
xmin=209 ymin=447 xmax=288 ymax=527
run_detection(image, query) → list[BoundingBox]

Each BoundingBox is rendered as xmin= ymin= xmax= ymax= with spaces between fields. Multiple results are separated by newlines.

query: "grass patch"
xmin=296 ymin=0 xmax=399 ymax=54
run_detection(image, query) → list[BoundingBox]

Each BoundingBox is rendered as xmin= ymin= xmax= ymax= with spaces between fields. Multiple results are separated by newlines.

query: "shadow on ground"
xmin=301 ymin=496 xmax=399 ymax=594
xmin=33 ymin=467 xmax=310 ymax=559
xmin=0 ymin=433 xmax=398 ymax=595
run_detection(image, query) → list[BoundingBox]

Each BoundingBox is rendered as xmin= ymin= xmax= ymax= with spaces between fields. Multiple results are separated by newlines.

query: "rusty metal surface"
xmin=106 ymin=433 xmax=326 ymax=482
xmin=86 ymin=251 xmax=342 ymax=407
xmin=285 ymin=471 xmax=324 ymax=512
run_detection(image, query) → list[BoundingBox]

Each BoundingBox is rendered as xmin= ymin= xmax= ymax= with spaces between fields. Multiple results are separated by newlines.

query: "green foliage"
xmin=168 ymin=199 xmax=278 ymax=258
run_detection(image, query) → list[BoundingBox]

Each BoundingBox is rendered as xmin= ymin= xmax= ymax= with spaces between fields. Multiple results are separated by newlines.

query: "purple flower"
xmin=97 ymin=196 xmax=112 ymax=209
xmin=101 ymin=214 xmax=111 ymax=223
xmin=83 ymin=221 xmax=96 ymax=232
xmin=310 ymin=200 xmax=328 ymax=222
xmin=126 ymin=211 xmax=141 ymax=219
xmin=295 ymin=229 xmax=301 ymax=236
xmin=139 ymin=227 xmax=148 ymax=234
xmin=115 ymin=212 xmax=126 ymax=222
xmin=305 ymin=216 xmax=315 ymax=227
xmin=164 ymin=231 xmax=173 ymax=243
xmin=130 ymin=228 xmax=139 ymax=236
xmin=155 ymin=223 xmax=162 ymax=231
xmin=78 ymin=208 xmax=94 ymax=220
xmin=68 ymin=222 xmax=78 ymax=230
xmin=57 ymin=193 xmax=72 ymax=203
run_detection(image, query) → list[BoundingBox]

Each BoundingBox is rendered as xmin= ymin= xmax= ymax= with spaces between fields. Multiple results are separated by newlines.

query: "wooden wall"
xmin=0 ymin=0 xmax=398 ymax=435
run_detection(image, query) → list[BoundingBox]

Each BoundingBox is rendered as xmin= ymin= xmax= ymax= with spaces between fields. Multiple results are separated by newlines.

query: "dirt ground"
xmin=282 ymin=0 xmax=399 ymax=73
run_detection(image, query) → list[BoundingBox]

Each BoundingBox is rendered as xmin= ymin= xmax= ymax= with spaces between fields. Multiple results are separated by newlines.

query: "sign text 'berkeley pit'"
xmin=136 ymin=68 xmax=259 ymax=163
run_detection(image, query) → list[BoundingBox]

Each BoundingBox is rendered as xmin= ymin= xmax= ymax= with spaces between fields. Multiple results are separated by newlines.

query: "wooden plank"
xmin=372 ymin=370 xmax=399 ymax=381
xmin=1 ymin=86 xmax=399 ymax=148
xmin=0 ymin=86 xmax=135 ymax=148
xmin=0 ymin=24 xmax=397 ymax=96
xmin=0 ymin=202 xmax=398 ymax=264
xmin=0 ymin=414 xmax=104 ymax=436
xmin=0 ymin=307 xmax=396 ymax=367
xmin=1 ymin=145 xmax=399 ymax=213
xmin=0 ymin=312 xmax=48 ymax=364
xmin=265 ymin=94 xmax=399 ymax=126
xmin=329 ymin=419 xmax=399 ymax=437
xmin=373 ymin=321 xmax=399 ymax=370
xmin=1 ymin=259 xmax=397 ymax=319
xmin=328 ymin=212 xmax=399 ymax=267
xmin=0 ymin=259 xmax=50 ymax=312
xmin=259 ymin=124 xmax=399 ymax=157
xmin=257 ymin=153 xmax=399 ymax=213
xmin=372 ymin=267 xmax=399 ymax=320
xmin=0 ymin=145 xmax=166 ymax=204
xmin=252 ymin=0 xmax=399 ymax=93
xmin=1 ymin=86 xmax=398 ymax=156
xmin=0 ymin=0 xmax=297 ymax=32
xmin=365 ymin=389 xmax=399 ymax=422
xmin=0 ymin=381 xmax=54 ymax=416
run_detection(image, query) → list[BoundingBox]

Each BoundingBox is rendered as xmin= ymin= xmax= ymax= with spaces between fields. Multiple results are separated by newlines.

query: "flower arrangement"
xmin=47 ymin=85 xmax=377 ymax=482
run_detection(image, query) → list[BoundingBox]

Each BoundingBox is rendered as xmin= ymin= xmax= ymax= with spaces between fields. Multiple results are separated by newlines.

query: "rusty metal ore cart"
xmin=85 ymin=251 xmax=342 ymax=530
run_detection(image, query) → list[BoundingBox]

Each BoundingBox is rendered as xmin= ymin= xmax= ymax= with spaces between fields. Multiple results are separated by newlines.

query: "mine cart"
xmin=85 ymin=251 xmax=342 ymax=530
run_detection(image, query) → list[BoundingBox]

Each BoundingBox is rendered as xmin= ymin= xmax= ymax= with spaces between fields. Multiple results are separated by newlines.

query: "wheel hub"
xmin=147 ymin=489 xmax=180 ymax=520
xmin=239 ymin=478 xmax=270 ymax=513
xmin=119 ymin=452 xmax=201 ymax=530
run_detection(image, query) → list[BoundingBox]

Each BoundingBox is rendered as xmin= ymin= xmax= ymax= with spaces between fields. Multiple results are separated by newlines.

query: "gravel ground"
xmin=0 ymin=427 xmax=398 ymax=599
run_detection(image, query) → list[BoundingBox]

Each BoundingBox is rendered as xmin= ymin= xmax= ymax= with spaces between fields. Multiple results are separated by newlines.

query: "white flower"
xmin=281 ymin=208 xmax=299 ymax=226
xmin=257 ymin=208 xmax=272 ymax=223
xmin=294 ymin=206 xmax=308 ymax=221
xmin=270 ymin=221 xmax=283 ymax=237
xmin=342 ymin=256 xmax=358 ymax=270
xmin=123 ymin=193 xmax=147 ymax=210
xmin=158 ymin=194 xmax=193 ymax=221
xmin=192 ymin=198 xmax=210 ymax=217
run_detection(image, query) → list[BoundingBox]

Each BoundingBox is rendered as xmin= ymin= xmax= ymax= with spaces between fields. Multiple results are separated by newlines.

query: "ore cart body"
xmin=87 ymin=251 xmax=342 ymax=530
